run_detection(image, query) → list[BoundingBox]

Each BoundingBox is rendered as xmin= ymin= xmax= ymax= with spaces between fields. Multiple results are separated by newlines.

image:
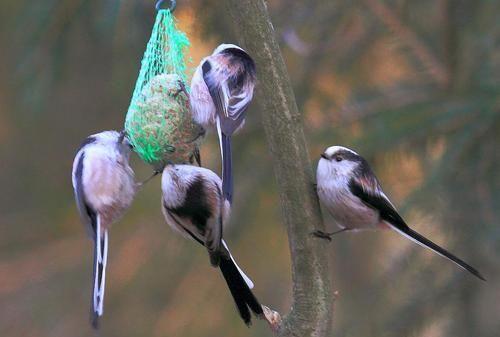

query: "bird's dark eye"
xmin=335 ymin=155 xmax=343 ymax=162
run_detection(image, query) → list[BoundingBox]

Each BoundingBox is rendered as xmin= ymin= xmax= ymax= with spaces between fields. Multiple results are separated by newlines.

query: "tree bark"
xmin=222 ymin=1 xmax=334 ymax=336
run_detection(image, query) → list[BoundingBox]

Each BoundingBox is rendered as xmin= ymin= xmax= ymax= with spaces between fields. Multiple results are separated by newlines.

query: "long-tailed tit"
xmin=190 ymin=44 xmax=256 ymax=203
xmin=313 ymin=146 xmax=485 ymax=281
xmin=72 ymin=131 xmax=136 ymax=328
xmin=161 ymin=165 xmax=263 ymax=324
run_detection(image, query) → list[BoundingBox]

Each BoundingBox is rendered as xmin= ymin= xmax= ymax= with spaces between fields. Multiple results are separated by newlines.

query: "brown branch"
xmin=364 ymin=0 xmax=449 ymax=87
xmin=221 ymin=1 xmax=334 ymax=336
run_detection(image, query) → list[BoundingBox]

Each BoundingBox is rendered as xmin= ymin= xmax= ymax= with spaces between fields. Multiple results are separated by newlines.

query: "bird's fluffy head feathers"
xmin=212 ymin=43 xmax=245 ymax=55
xmin=317 ymin=145 xmax=363 ymax=180
xmin=161 ymin=165 xmax=223 ymax=207
xmin=89 ymin=131 xmax=131 ymax=151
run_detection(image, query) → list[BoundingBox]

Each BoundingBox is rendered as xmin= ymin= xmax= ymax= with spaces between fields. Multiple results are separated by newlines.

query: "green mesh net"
xmin=125 ymin=9 xmax=202 ymax=169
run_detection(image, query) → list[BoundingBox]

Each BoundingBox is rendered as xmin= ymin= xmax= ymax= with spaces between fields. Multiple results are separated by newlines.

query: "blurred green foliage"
xmin=0 ymin=1 xmax=498 ymax=337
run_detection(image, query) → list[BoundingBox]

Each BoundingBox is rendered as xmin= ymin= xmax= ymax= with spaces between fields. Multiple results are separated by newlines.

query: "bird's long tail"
xmin=217 ymin=121 xmax=233 ymax=203
xmin=389 ymin=224 xmax=485 ymax=281
xmin=221 ymin=133 xmax=232 ymax=203
xmin=221 ymin=240 xmax=254 ymax=289
xmin=91 ymin=215 xmax=109 ymax=328
xmin=219 ymin=241 xmax=263 ymax=325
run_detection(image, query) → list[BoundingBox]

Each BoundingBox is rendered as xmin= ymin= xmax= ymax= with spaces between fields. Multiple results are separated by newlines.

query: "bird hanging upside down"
xmin=161 ymin=164 xmax=264 ymax=325
xmin=72 ymin=130 xmax=136 ymax=328
xmin=190 ymin=44 xmax=256 ymax=203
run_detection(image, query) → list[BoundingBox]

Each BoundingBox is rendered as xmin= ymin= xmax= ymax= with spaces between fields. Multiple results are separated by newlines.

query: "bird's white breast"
xmin=317 ymin=169 xmax=379 ymax=231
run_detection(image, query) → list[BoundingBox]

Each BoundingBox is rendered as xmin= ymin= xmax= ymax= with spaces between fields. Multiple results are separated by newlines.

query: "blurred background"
xmin=0 ymin=0 xmax=498 ymax=336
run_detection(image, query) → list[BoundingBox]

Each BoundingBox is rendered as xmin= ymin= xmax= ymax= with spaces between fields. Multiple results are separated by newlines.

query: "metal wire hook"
xmin=155 ymin=0 xmax=176 ymax=12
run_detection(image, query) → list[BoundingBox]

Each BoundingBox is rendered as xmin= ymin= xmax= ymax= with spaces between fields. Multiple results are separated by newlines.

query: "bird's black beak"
xmin=320 ymin=153 xmax=328 ymax=160
xmin=118 ymin=130 xmax=126 ymax=144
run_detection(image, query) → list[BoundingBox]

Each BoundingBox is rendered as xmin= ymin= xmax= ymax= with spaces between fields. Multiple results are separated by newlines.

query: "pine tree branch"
xmin=364 ymin=0 xmax=449 ymax=87
xmin=221 ymin=1 xmax=334 ymax=336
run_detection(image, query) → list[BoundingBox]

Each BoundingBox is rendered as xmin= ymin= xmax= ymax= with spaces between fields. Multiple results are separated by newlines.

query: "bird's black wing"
xmin=226 ymin=91 xmax=252 ymax=121
xmin=166 ymin=208 xmax=204 ymax=246
xmin=348 ymin=176 xmax=405 ymax=227
xmin=202 ymin=60 xmax=227 ymax=116
xmin=202 ymin=60 xmax=248 ymax=134
xmin=166 ymin=176 xmax=223 ymax=261
xmin=73 ymin=151 xmax=97 ymax=238
xmin=348 ymin=177 xmax=485 ymax=281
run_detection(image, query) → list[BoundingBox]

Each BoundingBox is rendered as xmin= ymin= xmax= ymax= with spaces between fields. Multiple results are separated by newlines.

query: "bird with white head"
xmin=314 ymin=145 xmax=485 ymax=281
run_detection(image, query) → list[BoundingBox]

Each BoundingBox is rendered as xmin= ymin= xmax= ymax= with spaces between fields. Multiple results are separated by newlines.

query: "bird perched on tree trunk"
xmin=189 ymin=44 xmax=256 ymax=203
xmin=71 ymin=130 xmax=136 ymax=328
xmin=312 ymin=145 xmax=485 ymax=281
xmin=161 ymin=164 xmax=263 ymax=324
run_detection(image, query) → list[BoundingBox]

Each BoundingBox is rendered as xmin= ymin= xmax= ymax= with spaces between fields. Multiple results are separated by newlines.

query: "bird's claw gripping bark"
xmin=310 ymin=230 xmax=333 ymax=241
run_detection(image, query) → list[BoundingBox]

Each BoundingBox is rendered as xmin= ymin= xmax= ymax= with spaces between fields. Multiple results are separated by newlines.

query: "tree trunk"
xmin=222 ymin=1 xmax=334 ymax=336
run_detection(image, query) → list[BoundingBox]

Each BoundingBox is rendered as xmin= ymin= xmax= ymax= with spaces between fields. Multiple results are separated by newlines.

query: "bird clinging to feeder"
xmin=161 ymin=164 xmax=264 ymax=325
xmin=71 ymin=131 xmax=136 ymax=328
xmin=190 ymin=44 xmax=256 ymax=203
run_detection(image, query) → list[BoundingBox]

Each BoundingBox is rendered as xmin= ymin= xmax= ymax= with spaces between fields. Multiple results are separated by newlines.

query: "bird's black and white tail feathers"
xmin=171 ymin=219 xmax=261 ymax=324
xmin=91 ymin=215 xmax=109 ymax=329
xmin=348 ymin=178 xmax=485 ymax=281
xmin=217 ymin=121 xmax=233 ymax=203
xmin=389 ymin=224 xmax=485 ymax=281
xmin=219 ymin=240 xmax=263 ymax=325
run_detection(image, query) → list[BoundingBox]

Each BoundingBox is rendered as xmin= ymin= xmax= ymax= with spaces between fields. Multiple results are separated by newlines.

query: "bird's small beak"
xmin=118 ymin=130 xmax=126 ymax=144
xmin=320 ymin=153 xmax=328 ymax=160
